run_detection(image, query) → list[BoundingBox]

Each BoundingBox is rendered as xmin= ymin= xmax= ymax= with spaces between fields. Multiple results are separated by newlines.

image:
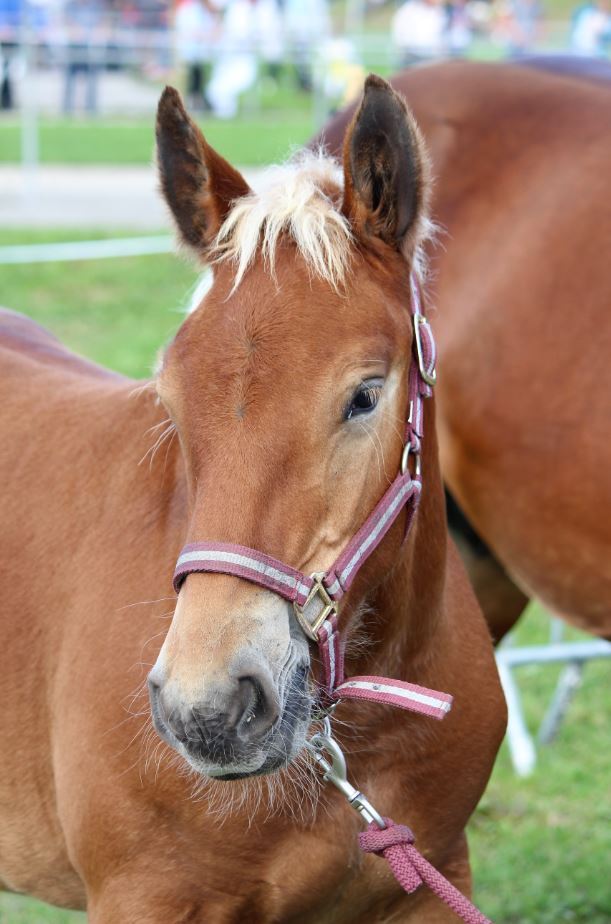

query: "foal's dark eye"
xmin=345 ymin=380 xmax=384 ymax=420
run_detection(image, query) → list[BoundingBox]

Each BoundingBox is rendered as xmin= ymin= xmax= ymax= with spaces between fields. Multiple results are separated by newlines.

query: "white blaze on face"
xmin=154 ymin=581 xmax=306 ymax=700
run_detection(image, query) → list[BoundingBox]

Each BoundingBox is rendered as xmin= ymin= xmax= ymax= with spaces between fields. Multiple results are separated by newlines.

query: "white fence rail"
xmin=0 ymin=236 xmax=173 ymax=264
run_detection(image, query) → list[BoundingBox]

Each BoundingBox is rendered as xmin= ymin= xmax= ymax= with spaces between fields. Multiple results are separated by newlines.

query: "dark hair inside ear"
xmin=156 ymin=86 xmax=251 ymax=259
xmin=343 ymin=74 xmax=427 ymax=253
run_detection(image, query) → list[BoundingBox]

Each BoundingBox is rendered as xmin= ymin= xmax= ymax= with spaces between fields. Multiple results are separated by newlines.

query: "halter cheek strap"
xmin=172 ymin=273 xmax=450 ymax=717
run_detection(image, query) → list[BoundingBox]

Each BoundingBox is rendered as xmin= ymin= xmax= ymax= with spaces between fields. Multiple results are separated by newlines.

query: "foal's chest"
xmin=238 ymin=807 xmax=401 ymax=924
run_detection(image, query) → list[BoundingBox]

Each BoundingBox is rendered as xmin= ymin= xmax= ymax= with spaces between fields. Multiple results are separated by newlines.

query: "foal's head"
xmin=148 ymin=76 xmax=431 ymax=780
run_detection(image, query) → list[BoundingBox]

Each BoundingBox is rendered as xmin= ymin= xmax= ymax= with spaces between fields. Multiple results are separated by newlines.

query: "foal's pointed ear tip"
xmin=363 ymin=73 xmax=392 ymax=95
xmin=157 ymin=86 xmax=186 ymax=120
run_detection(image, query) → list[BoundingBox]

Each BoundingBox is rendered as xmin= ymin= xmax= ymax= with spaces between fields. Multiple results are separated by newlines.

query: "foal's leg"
xmin=86 ymin=870 xmax=261 ymax=924
xmin=87 ymin=882 xmax=204 ymax=924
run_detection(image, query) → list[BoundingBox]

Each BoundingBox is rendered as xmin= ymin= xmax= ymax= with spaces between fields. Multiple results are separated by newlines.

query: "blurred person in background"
xmin=0 ymin=0 xmax=46 ymax=110
xmin=445 ymin=1 xmax=473 ymax=55
xmin=284 ymin=0 xmax=330 ymax=91
xmin=468 ymin=0 xmax=494 ymax=33
xmin=207 ymin=0 xmax=283 ymax=119
xmin=391 ymin=0 xmax=449 ymax=65
xmin=571 ymin=1 xmax=610 ymax=55
xmin=317 ymin=34 xmax=364 ymax=110
xmin=0 ymin=0 xmax=21 ymax=109
xmin=175 ymin=0 xmax=220 ymax=111
xmin=118 ymin=0 xmax=173 ymax=78
xmin=495 ymin=0 xmax=543 ymax=55
xmin=62 ymin=0 xmax=106 ymax=114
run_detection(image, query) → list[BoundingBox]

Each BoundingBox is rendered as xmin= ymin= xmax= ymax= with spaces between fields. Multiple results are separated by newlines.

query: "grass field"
xmin=0 ymin=69 xmax=318 ymax=166
xmin=0 ymin=77 xmax=319 ymax=166
xmin=0 ymin=114 xmax=316 ymax=168
xmin=0 ymin=230 xmax=609 ymax=922
xmin=0 ymin=75 xmax=320 ymax=168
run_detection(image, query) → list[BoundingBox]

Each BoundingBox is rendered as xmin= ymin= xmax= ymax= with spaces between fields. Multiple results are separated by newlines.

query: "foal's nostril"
xmin=149 ymin=667 xmax=282 ymax=767
xmin=235 ymin=675 xmax=279 ymax=739
xmin=148 ymin=677 xmax=182 ymax=743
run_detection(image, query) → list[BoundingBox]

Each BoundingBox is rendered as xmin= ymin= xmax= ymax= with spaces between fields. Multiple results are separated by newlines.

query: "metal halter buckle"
xmin=413 ymin=314 xmax=437 ymax=388
xmin=292 ymin=572 xmax=337 ymax=642
xmin=401 ymin=440 xmax=421 ymax=478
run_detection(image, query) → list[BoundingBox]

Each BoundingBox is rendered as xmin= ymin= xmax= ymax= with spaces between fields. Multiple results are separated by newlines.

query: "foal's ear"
xmin=156 ymin=87 xmax=251 ymax=258
xmin=342 ymin=74 xmax=429 ymax=257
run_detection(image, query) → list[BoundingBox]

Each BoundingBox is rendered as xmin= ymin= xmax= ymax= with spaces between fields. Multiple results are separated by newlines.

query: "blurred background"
xmin=0 ymin=2 xmax=610 ymax=923
xmin=1 ymin=1 xmax=610 ymax=191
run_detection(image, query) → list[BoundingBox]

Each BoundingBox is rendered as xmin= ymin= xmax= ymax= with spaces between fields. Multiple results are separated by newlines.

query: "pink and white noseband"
xmin=172 ymin=274 xmax=451 ymax=720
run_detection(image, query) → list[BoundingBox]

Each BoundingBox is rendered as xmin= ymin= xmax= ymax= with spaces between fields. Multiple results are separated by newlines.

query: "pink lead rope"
xmin=359 ymin=821 xmax=492 ymax=924
xmin=172 ymin=273 xmax=492 ymax=923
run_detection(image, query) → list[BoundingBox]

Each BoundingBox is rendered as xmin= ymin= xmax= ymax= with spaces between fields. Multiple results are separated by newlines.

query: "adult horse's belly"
xmin=313 ymin=61 xmax=611 ymax=635
xmin=422 ymin=65 xmax=611 ymax=635
xmin=431 ymin=195 xmax=611 ymax=635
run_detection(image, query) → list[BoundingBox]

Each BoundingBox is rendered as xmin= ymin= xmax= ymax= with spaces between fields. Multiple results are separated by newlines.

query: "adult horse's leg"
xmin=446 ymin=491 xmax=529 ymax=643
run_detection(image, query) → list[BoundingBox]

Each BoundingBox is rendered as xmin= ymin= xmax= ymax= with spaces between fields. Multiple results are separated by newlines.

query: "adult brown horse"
xmin=317 ymin=59 xmax=611 ymax=642
xmin=0 ymin=79 xmax=504 ymax=921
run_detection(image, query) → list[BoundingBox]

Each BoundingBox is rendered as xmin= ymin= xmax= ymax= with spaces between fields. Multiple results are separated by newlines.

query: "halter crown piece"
xmin=172 ymin=272 xmax=451 ymax=719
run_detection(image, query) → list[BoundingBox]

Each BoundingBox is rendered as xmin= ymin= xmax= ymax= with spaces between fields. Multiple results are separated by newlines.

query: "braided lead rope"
xmin=307 ymin=731 xmax=493 ymax=924
xmin=359 ymin=820 xmax=492 ymax=924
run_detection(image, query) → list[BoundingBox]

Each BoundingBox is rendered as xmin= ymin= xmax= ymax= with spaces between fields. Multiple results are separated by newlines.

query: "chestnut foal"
xmin=0 ymin=78 xmax=504 ymax=922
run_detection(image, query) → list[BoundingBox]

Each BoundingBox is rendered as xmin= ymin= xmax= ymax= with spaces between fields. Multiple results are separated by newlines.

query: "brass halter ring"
xmin=292 ymin=572 xmax=338 ymax=642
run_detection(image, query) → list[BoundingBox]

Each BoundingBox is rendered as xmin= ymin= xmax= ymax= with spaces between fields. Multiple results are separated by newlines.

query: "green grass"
xmin=0 ymin=114 xmax=314 ymax=168
xmin=0 ymin=229 xmax=192 ymax=377
xmin=470 ymin=610 xmax=611 ymax=923
xmin=0 ymin=232 xmax=609 ymax=921
xmin=0 ymin=80 xmax=315 ymax=167
xmin=0 ymin=896 xmax=84 ymax=924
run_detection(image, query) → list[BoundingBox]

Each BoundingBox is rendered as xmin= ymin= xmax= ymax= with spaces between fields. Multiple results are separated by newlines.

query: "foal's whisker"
xmin=128 ymin=380 xmax=156 ymax=401
xmin=138 ymin=421 xmax=177 ymax=469
xmin=357 ymin=419 xmax=384 ymax=482
xmin=117 ymin=596 xmax=175 ymax=612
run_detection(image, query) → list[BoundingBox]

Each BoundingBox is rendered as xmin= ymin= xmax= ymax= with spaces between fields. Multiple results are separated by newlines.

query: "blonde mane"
xmin=213 ymin=150 xmax=352 ymax=291
xmin=207 ymin=148 xmax=433 ymax=296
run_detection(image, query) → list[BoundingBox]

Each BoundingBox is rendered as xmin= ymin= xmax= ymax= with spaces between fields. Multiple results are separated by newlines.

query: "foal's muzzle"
xmin=148 ymin=663 xmax=310 ymax=778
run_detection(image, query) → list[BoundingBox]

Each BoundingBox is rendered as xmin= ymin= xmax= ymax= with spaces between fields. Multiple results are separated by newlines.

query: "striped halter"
xmin=173 ymin=274 xmax=452 ymax=721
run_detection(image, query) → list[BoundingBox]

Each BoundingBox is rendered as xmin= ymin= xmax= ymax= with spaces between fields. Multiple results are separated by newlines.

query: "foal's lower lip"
xmin=212 ymin=771 xmax=250 ymax=781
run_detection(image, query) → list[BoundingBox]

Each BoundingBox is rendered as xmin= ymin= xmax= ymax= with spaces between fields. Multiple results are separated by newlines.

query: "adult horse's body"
xmin=318 ymin=60 xmax=611 ymax=641
xmin=0 ymin=80 xmax=504 ymax=920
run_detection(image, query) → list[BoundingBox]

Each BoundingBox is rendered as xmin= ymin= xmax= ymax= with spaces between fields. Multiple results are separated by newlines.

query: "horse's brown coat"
xmin=0 ymin=78 xmax=504 ymax=922
xmin=318 ymin=60 xmax=611 ymax=639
